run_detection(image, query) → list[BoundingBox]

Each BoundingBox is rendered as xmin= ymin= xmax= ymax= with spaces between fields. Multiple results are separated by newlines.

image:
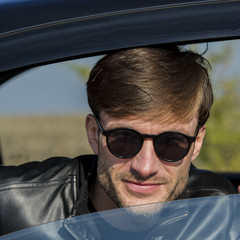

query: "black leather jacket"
xmin=0 ymin=155 xmax=237 ymax=236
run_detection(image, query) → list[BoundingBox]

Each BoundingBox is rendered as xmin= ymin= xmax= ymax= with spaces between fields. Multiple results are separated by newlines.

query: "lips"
xmin=124 ymin=180 xmax=161 ymax=196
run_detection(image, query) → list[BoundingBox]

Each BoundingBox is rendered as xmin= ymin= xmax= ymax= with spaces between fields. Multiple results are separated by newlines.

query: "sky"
xmin=0 ymin=56 xmax=100 ymax=115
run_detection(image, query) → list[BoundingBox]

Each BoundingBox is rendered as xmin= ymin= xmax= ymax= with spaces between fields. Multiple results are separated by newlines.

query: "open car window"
xmin=0 ymin=194 xmax=239 ymax=240
xmin=0 ymin=40 xmax=240 ymax=175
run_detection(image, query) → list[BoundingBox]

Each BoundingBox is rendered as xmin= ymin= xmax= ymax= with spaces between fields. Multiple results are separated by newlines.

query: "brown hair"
xmin=87 ymin=46 xmax=213 ymax=127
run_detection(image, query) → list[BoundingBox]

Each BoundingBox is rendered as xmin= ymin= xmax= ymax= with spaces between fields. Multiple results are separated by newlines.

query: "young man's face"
xmin=86 ymin=111 xmax=205 ymax=211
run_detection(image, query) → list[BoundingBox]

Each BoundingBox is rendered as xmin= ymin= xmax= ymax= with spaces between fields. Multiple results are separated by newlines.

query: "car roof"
xmin=0 ymin=0 xmax=240 ymax=73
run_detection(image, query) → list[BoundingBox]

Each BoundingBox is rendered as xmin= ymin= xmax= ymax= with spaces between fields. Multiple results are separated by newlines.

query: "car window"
xmin=0 ymin=39 xmax=240 ymax=173
xmin=189 ymin=40 xmax=240 ymax=172
xmin=0 ymin=56 xmax=101 ymax=166
xmin=0 ymin=195 xmax=239 ymax=240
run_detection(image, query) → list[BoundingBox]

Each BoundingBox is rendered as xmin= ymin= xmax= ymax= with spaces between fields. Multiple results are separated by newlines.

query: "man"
xmin=0 ymin=46 xmax=237 ymax=236
xmin=85 ymin=46 xmax=237 ymax=211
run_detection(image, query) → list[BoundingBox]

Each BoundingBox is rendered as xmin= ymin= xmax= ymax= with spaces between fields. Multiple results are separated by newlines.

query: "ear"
xmin=191 ymin=125 xmax=206 ymax=162
xmin=85 ymin=114 xmax=99 ymax=154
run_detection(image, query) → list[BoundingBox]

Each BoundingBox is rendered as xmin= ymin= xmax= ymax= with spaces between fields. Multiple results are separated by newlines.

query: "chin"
xmin=124 ymin=200 xmax=164 ymax=219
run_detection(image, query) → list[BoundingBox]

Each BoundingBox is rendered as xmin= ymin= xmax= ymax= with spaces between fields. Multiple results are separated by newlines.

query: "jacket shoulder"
xmin=0 ymin=157 xmax=79 ymax=235
xmin=178 ymin=165 xmax=238 ymax=199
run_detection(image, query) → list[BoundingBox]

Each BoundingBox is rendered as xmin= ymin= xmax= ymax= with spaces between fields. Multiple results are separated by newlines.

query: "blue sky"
xmin=0 ymin=56 xmax=100 ymax=115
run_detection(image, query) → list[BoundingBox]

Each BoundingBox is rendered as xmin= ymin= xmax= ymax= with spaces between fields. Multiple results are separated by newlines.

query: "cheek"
xmin=174 ymin=162 xmax=191 ymax=186
xmin=98 ymin=137 xmax=113 ymax=164
xmin=99 ymin=137 xmax=131 ymax=168
xmin=164 ymin=157 xmax=192 ymax=182
xmin=98 ymin=142 xmax=130 ymax=176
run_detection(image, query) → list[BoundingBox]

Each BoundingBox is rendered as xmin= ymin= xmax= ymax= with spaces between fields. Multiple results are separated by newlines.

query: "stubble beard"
xmin=97 ymin=158 xmax=125 ymax=208
xmin=97 ymin=156 xmax=190 ymax=211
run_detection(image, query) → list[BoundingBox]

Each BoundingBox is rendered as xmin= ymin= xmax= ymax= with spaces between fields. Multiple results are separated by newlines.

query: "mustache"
xmin=115 ymin=170 xmax=169 ymax=184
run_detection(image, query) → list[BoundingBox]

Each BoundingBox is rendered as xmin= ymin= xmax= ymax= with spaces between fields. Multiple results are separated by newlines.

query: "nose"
xmin=130 ymin=139 xmax=159 ymax=179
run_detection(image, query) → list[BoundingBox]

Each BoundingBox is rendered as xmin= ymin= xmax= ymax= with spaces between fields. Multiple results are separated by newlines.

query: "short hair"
xmin=87 ymin=46 xmax=213 ymax=127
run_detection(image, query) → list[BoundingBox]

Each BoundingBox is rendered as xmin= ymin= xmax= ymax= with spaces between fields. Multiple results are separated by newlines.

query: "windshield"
xmin=1 ymin=194 xmax=239 ymax=240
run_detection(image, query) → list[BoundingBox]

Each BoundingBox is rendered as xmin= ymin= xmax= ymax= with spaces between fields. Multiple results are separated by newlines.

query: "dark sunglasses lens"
xmin=107 ymin=129 xmax=141 ymax=158
xmin=155 ymin=133 xmax=189 ymax=161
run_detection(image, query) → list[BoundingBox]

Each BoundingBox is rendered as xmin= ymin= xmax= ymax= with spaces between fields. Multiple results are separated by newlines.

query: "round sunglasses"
xmin=95 ymin=117 xmax=199 ymax=162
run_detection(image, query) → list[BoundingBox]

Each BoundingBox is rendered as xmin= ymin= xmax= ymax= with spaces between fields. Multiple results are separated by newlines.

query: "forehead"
xmin=100 ymin=111 xmax=198 ymax=133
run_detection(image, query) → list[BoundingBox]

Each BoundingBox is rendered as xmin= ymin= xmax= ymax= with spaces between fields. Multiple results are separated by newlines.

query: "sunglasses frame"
xmin=95 ymin=117 xmax=199 ymax=162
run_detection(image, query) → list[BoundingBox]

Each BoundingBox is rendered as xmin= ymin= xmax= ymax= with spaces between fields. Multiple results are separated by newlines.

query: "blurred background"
xmin=0 ymin=40 xmax=240 ymax=172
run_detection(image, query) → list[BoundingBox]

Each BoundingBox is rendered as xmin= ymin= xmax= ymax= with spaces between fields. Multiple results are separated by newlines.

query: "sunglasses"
xmin=95 ymin=117 xmax=199 ymax=162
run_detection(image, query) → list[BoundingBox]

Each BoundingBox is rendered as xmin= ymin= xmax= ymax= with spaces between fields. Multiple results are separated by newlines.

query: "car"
xmin=1 ymin=0 xmax=240 ymax=239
